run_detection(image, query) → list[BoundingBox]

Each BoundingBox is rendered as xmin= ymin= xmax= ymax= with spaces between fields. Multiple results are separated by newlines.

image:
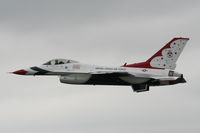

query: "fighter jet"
xmin=13 ymin=37 xmax=189 ymax=92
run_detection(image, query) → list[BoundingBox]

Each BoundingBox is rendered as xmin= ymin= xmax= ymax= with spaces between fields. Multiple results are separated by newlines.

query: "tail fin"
xmin=124 ymin=37 xmax=189 ymax=70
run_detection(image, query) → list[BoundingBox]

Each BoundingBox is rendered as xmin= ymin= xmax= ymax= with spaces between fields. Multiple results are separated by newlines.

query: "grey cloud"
xmin=0 ymin=0 xmax=200 ymax=30
xmin=0 ymin=0 xmax=200 ymax=133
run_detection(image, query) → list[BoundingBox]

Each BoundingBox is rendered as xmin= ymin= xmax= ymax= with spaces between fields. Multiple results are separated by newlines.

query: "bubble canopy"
xmin=43 ymin=59 xmax=79 ymax=65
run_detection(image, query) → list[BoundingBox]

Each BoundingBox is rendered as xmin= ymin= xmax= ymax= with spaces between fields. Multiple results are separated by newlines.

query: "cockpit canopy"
xmin=43 ymin=59 xmax=79 ymax=65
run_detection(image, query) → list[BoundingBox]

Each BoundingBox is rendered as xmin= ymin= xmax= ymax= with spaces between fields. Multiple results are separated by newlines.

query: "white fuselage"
xmin=25 ymin=62 xmax=178 ymax=85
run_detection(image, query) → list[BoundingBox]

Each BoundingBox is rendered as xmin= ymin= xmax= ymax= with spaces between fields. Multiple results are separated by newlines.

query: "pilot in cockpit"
xmin=43 ymin=59 xmax=78 ymax=65
xmin=58 ymin=61 xmax=64 ymax=64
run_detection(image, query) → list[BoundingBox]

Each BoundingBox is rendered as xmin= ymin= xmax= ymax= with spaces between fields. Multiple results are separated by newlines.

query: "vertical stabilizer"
xmin=124 ymin=38 xmax=189 ymax=70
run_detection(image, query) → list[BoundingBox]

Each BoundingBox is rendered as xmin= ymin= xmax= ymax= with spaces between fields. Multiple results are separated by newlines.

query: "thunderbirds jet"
xmin=13 ymin=37 xmax=189 ymax=92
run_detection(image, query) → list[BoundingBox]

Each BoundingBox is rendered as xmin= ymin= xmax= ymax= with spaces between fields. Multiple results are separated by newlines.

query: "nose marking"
xmin=13 ymin=69 xmax=27 ymax=75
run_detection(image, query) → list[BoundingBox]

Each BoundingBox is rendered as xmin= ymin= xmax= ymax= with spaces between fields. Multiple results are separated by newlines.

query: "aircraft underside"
xmin=85 ymin=73 xmax=132 ymax=85
xmin=59 ymin=73 xmax=186 ymax=92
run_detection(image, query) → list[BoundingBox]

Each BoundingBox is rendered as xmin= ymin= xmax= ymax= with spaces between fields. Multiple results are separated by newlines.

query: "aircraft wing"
xmin=91 ymin=71 xmax=130 ymax=76
xmin=90 ymin=71 xmax=178 ymax=85
xmin=89 ymin=71 xmax=152 ymax=85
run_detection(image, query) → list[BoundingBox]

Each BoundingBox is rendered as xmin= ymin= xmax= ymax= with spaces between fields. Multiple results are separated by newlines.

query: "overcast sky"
xmin=1 ymin=0 xmax=200 ymax=133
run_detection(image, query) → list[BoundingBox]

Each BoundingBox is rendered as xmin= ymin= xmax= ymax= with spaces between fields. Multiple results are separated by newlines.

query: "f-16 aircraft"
xmin=13 ymin=37 xmax=189 ymax=92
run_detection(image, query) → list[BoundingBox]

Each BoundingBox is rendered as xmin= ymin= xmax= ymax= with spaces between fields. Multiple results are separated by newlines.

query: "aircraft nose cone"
xmin=13 ymin=69 xmax=28 ymax=75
